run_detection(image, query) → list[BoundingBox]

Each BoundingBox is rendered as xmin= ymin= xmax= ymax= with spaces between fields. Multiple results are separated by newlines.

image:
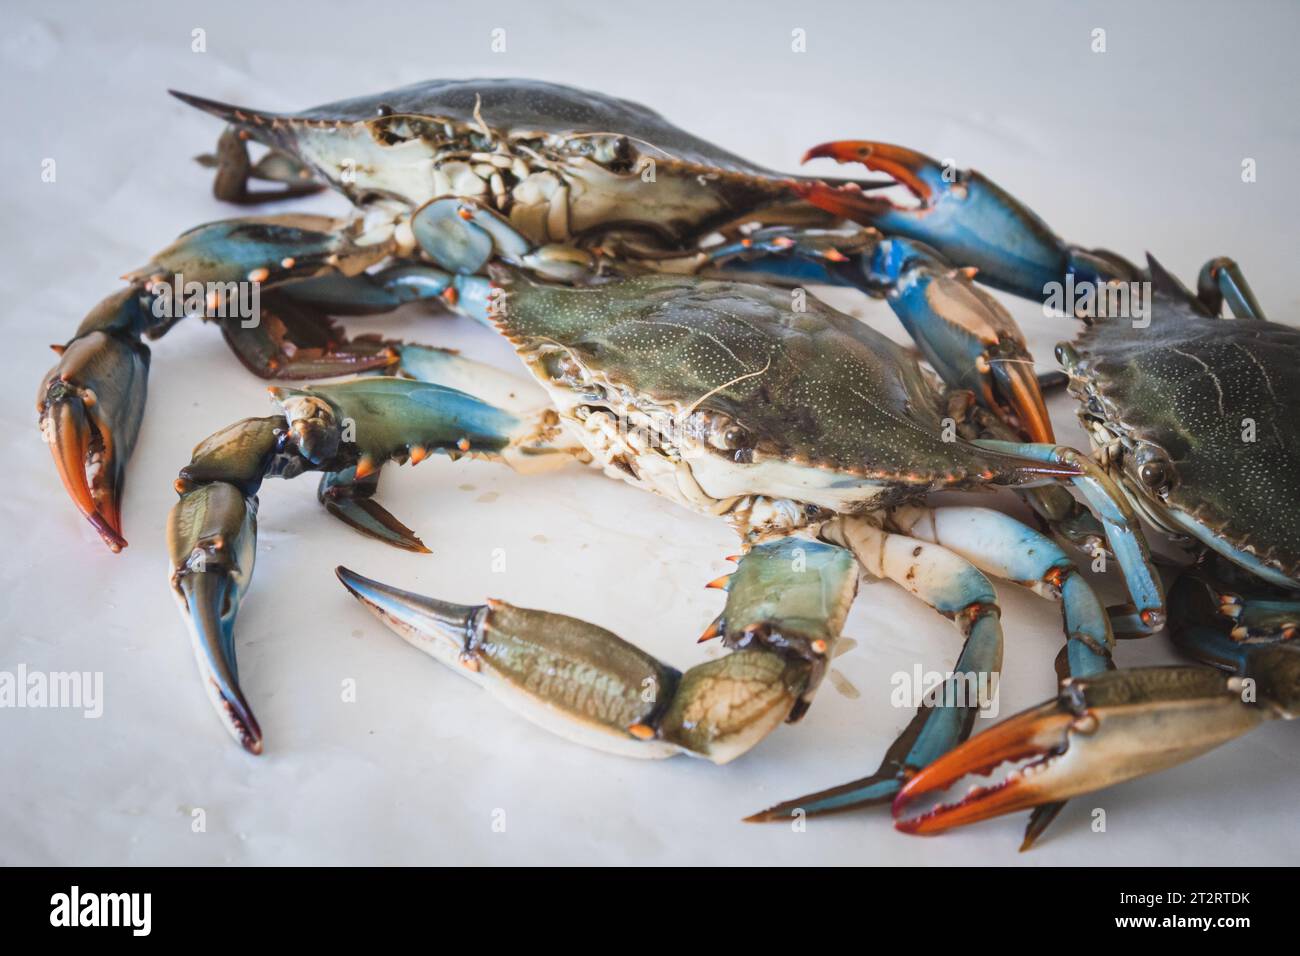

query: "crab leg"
xmin=885 ymin=504 xmax=1116 ymax=848
xmin=750 ymin=502 xmax=1122 ymax=828
xmin=41 ymin=213 xmax=402 ymax=550
xmin=198 ymin=125 xmax=325 ymax=204
xmin=748 ymin=515 xmax=1003 ymax=820
xmin=312 ymin=347 xmax=570 ymax=549
xmin=37 ymin=287 xmax=156 ymax=551
xmin=795 ymin=141 xmax=1141 ymax=301
xmin=335 ymin=536 xmax=859 ymax=762
xmin=889 ymin=566 xmax=1300 ymax=837
xmin=797 ymin=141 xmax=1278 ymax=331
xmin=886 ymin=506 xmax=1116 ymax=675
xmin=974 ymin=439 xmax=1165 ymax=629
xmin=1168 ymin=561 xmax=1300 ymax=651
xmin=891 ymin=648 xmax=1299 ymax=836
xmin=168 ymin=378 xmax=570 ymax=751
xmin=1196 ymin=257 xmax=1267 ymax=320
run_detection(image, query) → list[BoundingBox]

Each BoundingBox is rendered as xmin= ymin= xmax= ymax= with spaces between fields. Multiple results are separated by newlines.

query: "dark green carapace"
xmin=1071 ymin=309 xmax=1300 ymax=579
xmin=495 ymin=270 xmax=1043 ymax=490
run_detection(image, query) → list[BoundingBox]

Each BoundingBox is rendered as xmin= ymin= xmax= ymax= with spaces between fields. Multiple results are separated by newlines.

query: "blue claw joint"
xmin=796 ymin=140 xmax=1141 ymax=303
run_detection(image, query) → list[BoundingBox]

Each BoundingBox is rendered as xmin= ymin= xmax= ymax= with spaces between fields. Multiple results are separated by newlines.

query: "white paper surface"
xmin=3 ymin=0 xmax=1297 ymax=865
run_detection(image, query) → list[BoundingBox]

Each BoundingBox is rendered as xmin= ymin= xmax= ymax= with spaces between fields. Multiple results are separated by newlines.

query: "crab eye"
xmin=1138 ymin=460 xmax=1168 ymax=488
xmin=706 ymin=416 xmax=748 ymax=451
xmin=1136 ymin=456 xmax=1175 ymax=494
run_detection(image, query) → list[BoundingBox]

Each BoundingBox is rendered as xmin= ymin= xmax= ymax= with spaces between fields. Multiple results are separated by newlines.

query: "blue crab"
xmin=39 ymin=80 xmax=1167 ymax=843
xmin=165 ymin=266 xmax=1162 ymax=814
xmin=40 ymin=79 xmax=1062 ymax=554
xmin=783 ymin=140 xmax=1300 ymax=841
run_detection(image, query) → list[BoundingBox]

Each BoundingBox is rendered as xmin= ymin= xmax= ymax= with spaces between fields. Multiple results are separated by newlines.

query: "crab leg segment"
xmin=169 ymin=379 xmax=565 ymax=751
xmin=886 ymin=504 xmax=1118 ymax=847
xmin=1196 ymin=257 xmax=1267 ymax=320
xmin=868 ymin=238 xmax=1053 ymax=443
xmin=974 ymin=439 xmax=1165 ymax=629
xmin=748 ymin=516 xmax=1002 ymax=820
xmin=168 ymin=416 xmax=297 ymax=753
xmin=796 ymin=141 xmax=1139 ymax=301
xmin=336 ymin=537 xmax=859 ymax=763
xmin=889 ymin=505 xmax=1116 ymax=677
xmin=270 ymin=377 xmax=563 ymax=548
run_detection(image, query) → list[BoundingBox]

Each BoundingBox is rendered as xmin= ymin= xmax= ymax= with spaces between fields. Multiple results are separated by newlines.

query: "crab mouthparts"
xmin=891 ymin=701 xmax=1076 ymax=833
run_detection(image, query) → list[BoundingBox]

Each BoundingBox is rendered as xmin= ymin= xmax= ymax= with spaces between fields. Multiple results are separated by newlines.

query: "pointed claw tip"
xmin=801 ymin=140 xmax=867 ymax=166
xmin=335 ymin=565 xmax=364 ymax=590
xmin=43 ymin=395 xmax=130 ymax=553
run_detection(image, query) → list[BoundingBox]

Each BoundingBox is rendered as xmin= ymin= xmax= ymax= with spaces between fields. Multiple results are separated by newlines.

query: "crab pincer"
xmin=891 ymin=662 xmax=1295 ymax=840
xmin=168 ymin=480 xmax=264 ymax=753
xmin=867 ymin=237 xmax=1055 ymax=443
xmin=796 ymin=140 xmax=1139 ymax=302
xmin=38 ymin=287 xmax=154 ymax=551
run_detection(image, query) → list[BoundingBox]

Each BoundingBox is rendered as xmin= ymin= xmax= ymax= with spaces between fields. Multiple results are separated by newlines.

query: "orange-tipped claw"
xmin=992 ymin=357 xmax=1055 ymax=445
xmin=892 ymin=666 xmax=1271 ymax=839
xmin=42 ymin=390 xmax=127 ymax=552
xmin=892 ymin=700 xmax=1076 ymax=835
xmin=38 ymin=325 xmax=149 ymax=552
xmin=803 ymin=140 xmax=940 ymax=203
xmin=797 ymin=141 xmax=949 ymax=227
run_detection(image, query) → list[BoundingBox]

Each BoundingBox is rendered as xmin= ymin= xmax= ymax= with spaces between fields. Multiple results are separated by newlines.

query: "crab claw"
xmin=892 ymin=666 xmax=1270 ymax=837
xmin=167 ymin=481 xmax=262 ymax=754
xmin=798 ymin=141 xmax=1105 ymax=301
xmin=38 ymin=289 xmax=152 ymax=551
xmin=868 ymin=237 xmax=1055 ymax=443
xmin=803 ymin=141 xmax=949 ymax=202
xmin=989 ymin=355 xmax=1054 ymax=444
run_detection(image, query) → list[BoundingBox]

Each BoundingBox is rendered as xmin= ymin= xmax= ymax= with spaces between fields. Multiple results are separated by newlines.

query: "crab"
xmin=165 ymin=264 xmax=1164 ymax=829
xmin=783 ymin=139 xmax=1300 ymax=840
xmin=38 ymin=79 xmax=1168 ymax=843
xmin=39 ymin=79 xmax=1066 ymax=556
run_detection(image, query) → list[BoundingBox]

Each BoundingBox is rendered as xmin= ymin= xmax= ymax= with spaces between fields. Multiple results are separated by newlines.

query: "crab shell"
xmin=173 ymin=78 xmax=844 ymax=250
xmin=490 ymin=267 xmax=1059 ymax=538
xmin=1065 ymin=304 xmax=1300 ymax=587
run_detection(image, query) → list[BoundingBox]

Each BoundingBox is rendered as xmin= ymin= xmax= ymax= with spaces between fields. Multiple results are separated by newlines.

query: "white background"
xmin=2 ymin=0 xmax=1298 ymax=865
